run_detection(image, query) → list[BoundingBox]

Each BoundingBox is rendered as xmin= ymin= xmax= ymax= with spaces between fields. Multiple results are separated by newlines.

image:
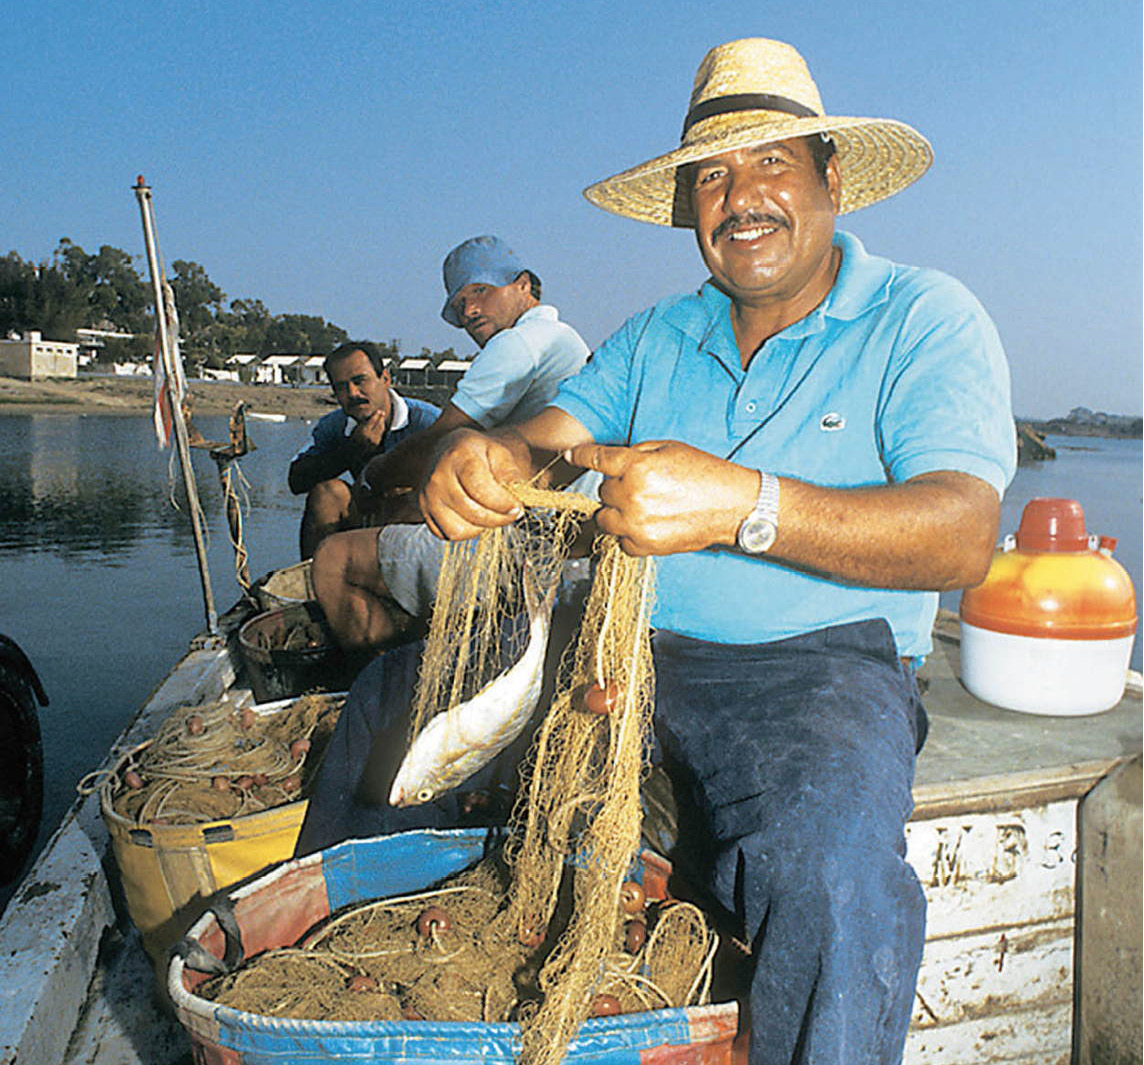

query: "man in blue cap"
xmin=311 ymin=235 xmax=589 ymax=653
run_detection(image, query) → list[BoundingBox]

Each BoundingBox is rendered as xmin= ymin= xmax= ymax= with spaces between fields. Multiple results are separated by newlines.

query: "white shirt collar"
xmin=389 ymin=390 xmax=410 ymax=431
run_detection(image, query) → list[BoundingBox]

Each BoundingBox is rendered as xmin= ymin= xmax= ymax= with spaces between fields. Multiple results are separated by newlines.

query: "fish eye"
xmin=416 ymin=787 xmax=434 ymax=803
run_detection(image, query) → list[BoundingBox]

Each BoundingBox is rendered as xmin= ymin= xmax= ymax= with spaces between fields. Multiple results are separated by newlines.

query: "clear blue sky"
xmin=4 ymin=0 xmax=1140 ymax=418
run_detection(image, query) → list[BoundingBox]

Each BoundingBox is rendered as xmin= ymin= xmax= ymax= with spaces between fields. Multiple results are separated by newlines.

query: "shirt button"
xmin=745 ymin=401 xmax=757 ymax=413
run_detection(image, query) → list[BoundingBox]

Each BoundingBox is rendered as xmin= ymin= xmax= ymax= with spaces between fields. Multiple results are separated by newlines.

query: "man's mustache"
xmin=711 ymin=212 xmax=788 ymax=244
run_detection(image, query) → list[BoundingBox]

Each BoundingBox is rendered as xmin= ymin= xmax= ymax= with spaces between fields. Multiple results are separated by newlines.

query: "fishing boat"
xmin=0 ymin=185 xmax=1138 ymax=1065
xmin=0 ymin=595 xmax=1138 ymax=1065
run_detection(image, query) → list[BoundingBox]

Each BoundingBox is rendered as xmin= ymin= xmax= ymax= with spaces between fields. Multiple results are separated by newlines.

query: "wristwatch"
xmin=736 ymin=472 xmax=780 ymax=554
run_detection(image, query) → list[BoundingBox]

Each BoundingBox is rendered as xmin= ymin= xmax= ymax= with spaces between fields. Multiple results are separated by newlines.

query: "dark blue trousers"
xmin=295 ymin=637 xmax=521 ymax=856
xmin=652 ymin=619 xmax=926 ymax=1065
xmin=297 ymin=618 xmax=926 ymax=1065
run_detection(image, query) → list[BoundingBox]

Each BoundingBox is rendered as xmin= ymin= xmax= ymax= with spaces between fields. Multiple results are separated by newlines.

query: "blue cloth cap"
xmin=440 ymin=235 xmax=526 ymax=326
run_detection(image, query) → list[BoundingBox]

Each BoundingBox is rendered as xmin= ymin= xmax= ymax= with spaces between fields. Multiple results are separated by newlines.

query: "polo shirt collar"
xmin=662 ymin=283 xmax=731 ymax=349
xmin=518 ymin=304 xmax=558 ymax=325
xmin=818 ymin=230 xmax=893 ymax=323
xmin=389 ymin=390 xmax=409 ymax=431
xmin=662 ymin=229 xmax=894 ymax=348
xmin=341 ymin=389 xmax=408 ymax=435
xmin=760 ymin=230 xmax=893 ymax=339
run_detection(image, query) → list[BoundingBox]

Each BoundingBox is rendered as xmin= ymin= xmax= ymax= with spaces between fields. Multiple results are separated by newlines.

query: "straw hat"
xmin=583 ymin=38 xmax=933 ymax=227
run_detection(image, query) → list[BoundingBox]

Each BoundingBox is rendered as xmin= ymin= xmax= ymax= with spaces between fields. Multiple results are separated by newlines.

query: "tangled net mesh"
xmin=398 ymin=480 xmax=673 ymax=1065
xmin=92 ymin=693 xmax=343 ymax=824
xmin=202 ymin=850 xmax=715 ymax=1029
xmin=500 ymin=498 xmax=658 ymax=1065
xmin=407 ymin=483 xmax=594 ymax=743
xmin=196 ymin=484 xmax=717 ymax=1064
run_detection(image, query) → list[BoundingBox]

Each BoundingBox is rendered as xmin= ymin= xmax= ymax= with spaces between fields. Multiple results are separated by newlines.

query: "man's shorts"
xmin=375 ymin=473 xmax=601 ymax=619
xmin=376 ymin=523 xmax=448 ymax=619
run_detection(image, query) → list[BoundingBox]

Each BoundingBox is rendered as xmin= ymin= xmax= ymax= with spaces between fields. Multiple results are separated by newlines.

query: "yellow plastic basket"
xmin=101 ymin=693 xmax=341 ymax=962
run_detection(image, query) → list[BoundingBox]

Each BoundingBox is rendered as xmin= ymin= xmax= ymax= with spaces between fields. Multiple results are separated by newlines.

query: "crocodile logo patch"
xmin=820 ymin=412 xmax=845 ymax=432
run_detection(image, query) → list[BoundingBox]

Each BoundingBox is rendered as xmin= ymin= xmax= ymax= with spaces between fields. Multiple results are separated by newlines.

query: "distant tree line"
xmin=0 ymin=239 xmax=359 ymax=368
xmin=1025 ymin=407 xmax=1142 ymax=439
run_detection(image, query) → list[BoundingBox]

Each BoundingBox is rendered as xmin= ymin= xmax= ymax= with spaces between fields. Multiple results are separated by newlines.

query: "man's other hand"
xmin=566 ymin=440 xmax=758 ymax=556
xmin=350 ymin=410 xmax=387 ymax=449
xmin=420 ymin=429 xmax=527 ymax=541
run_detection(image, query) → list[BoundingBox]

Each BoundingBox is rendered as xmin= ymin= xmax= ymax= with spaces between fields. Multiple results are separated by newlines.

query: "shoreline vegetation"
xmin=1023 ymin=410 xmax=1143 ymax=440
xmin=0 ymin=374 xmax=1140 ymax=443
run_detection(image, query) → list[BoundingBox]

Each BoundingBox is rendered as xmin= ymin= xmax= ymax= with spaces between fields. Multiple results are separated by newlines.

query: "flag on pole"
xmin=152 ymin=278 xmax=187 ymax=449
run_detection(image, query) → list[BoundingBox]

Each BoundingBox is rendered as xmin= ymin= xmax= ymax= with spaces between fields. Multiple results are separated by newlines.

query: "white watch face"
xmin=738 ymin=514 xmax=777 ymax=554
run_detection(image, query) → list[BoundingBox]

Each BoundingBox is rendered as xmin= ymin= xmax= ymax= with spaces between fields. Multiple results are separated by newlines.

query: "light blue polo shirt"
xmin=552 ymin=231 xmax=1017 ymax=657
xmin=452 ymin=305 xmax=590 ymax=428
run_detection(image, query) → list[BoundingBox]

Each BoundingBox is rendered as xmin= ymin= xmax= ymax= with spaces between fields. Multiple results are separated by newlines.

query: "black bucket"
xmin=237 ymin=602 xmax=357 ymax=702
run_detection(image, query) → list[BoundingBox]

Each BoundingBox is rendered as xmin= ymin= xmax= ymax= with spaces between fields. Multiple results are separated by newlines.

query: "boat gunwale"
xmin=0 ymin=620 xmax=243 ymax=1064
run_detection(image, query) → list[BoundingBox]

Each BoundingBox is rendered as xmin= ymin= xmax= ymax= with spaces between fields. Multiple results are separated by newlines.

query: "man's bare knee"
xmin=312 ymin=529 xmax=418 ymax=653
xmin=311 ymin=533 xmax=347 ymax=592
xmin=306 ymin=479 xmax=353 ymax=525
xmin=301 ymin=480 xmax=357 ymax=559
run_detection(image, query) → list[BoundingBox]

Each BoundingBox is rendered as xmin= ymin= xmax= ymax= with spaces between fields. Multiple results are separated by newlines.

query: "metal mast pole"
xmin=133 ymin=175 xmax=219 ymax=636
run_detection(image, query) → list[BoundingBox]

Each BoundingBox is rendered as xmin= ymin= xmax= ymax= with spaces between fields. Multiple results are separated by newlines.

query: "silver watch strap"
xmin=754 ymin=471 xmax=780 ymax=523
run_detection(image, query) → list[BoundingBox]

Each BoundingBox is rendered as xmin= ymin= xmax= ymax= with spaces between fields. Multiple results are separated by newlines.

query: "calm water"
xmin=0 ymin=417 xmax=1141 ymax=892
xmin=0 ymin=412 xmax=306 ymax=897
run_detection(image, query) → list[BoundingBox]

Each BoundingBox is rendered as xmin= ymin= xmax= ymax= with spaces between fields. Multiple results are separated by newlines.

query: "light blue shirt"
xmin=553 ymin=231 xmax=1017 ymax=657
xmin=452 ymin=304 xmax=590 ymax=428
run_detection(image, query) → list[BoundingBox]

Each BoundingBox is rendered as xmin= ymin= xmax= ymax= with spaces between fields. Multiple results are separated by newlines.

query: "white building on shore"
xmin=0 ymin=331 xmax=79 ymax=380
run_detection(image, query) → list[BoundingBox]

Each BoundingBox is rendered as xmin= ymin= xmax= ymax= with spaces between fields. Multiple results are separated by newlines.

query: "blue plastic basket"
xmin=169 ymin=828 xmax=738 ymax=1065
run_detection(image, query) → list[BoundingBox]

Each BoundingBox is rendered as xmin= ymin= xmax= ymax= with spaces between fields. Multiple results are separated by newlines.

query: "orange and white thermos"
xmin=959 ymin=498 xmax=1137 ymax=715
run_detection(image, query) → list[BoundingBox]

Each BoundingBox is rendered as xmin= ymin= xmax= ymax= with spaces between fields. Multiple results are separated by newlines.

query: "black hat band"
xmin=682 ymin=92 xmax=819 ymax=138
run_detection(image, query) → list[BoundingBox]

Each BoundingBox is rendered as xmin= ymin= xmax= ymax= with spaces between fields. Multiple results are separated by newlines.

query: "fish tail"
xmin=521 ymin=559 xmax=558 ymax=622
xmin=521 ymin=559 xmax=541 ymax=617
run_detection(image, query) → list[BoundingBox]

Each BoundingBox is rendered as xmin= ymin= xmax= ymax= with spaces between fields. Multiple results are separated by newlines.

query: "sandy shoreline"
xmin=3 ymin=375 xmax=1136 ymax=442
xmin=0 ymin=373 xmax=338 ymax=420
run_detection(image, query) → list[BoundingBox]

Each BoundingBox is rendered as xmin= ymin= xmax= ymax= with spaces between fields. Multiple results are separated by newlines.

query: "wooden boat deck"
xmin=905 ymin=612 xmax=1141 ymax=1063
xmin=917 ymin=612 xmax=1140 ymax=809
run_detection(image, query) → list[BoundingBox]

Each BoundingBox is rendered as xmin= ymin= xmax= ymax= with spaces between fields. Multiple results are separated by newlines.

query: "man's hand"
xmin=349 ymin=410 xmax=387 ymax=450
xmin=419 ymin=429 xmax=529 ymax=541
xmin=566 ymin=440 xmax=758 ymax=556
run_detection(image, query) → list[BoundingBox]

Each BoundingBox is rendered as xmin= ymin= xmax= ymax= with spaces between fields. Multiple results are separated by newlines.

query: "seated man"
xmin=311 ymin=235 xmax=590 ymax=653
xmin=417 ymin=37 xmax=1017 ymax=1065
xmin=288 ymin=341 xmax=439 ymax=559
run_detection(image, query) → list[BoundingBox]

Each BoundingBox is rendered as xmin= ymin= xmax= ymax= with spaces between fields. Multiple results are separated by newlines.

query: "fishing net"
xmin=199 ymin=849 xmax=717 ymax=1026
xmin=244 ymin=611 xmax=330 ymax=654
xmin=189 ymin=400 xmax=254 ymax=592
xmin=195 ymin=483 xmax=716 ymax=1065
xmin=93 ymin=693 xmax=342 ymax=824
xmin=409 ymin=482 xmax=662 ymax=1065
xmin=406 ymin=485 xmax=600 ymax=737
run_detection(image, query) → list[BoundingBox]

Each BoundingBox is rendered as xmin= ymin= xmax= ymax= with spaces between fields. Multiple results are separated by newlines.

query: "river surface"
xmin=0 ymin=416 xmax=1140 ymax=897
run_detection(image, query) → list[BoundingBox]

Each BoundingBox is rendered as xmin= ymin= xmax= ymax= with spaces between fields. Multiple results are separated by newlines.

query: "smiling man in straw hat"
xmin=420 ymin=38 xmax=1016 ymax=1064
